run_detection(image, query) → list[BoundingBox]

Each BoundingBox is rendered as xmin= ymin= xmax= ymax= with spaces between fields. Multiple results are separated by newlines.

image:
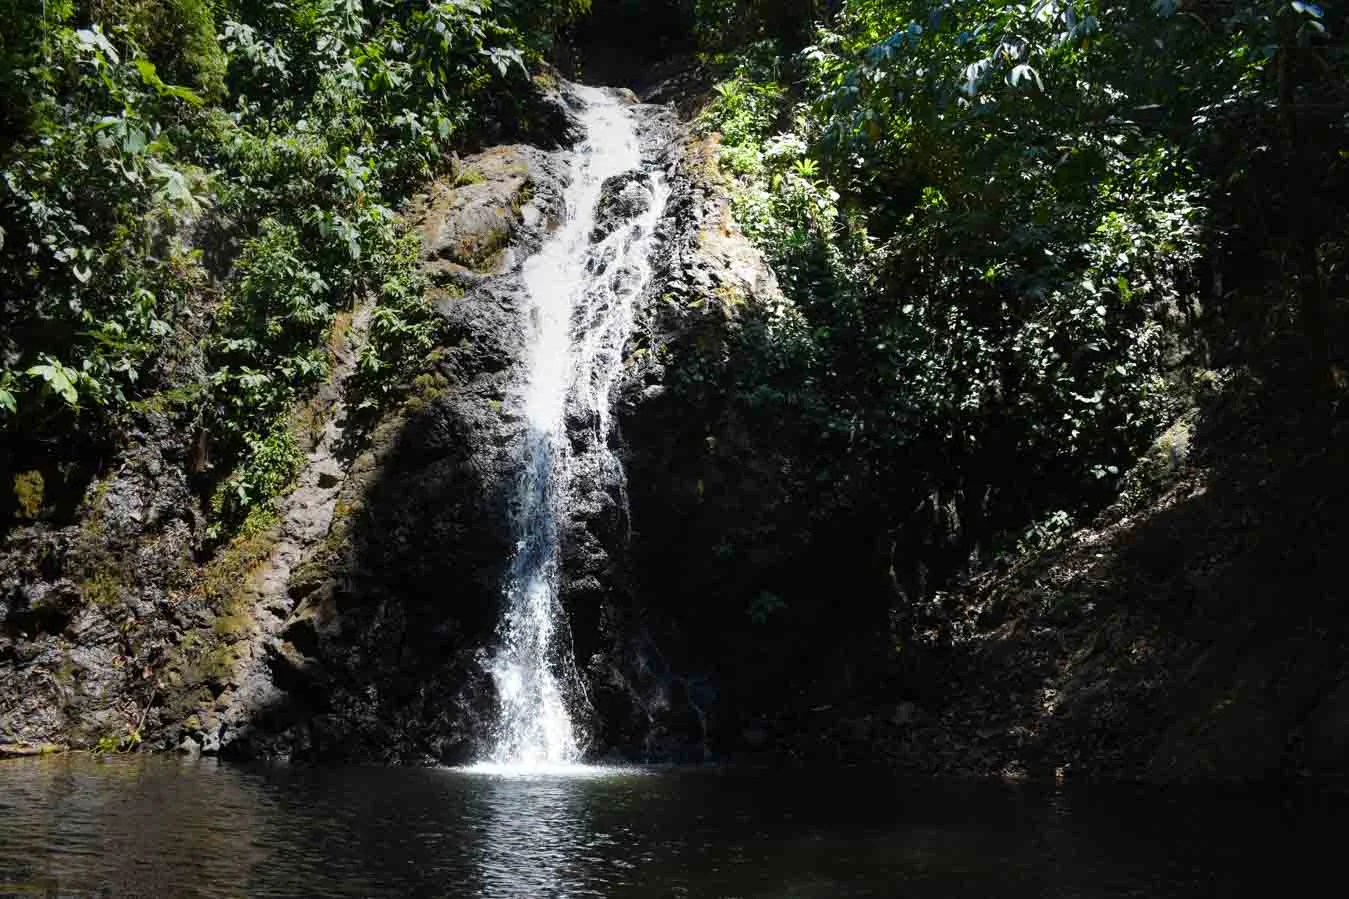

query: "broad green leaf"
xmin=150 ymin=163 xmax=202 ymax=212
xmin=125 ymin=126 xmax=147 ymax=155
xmin=134 ymin=58 xmax=159 ymax=86
xmin=164 ymin=83 xmax=206 ymax=107
xmin=1009 ymin=64 xmax=1043 ymax=91
xmin=135 ymin=57 xmax=205 ymax=106
xmin=75 ymin=27 xmax=120 ymax=64
xmin=26 ymin=361 xmax=80 ymax=406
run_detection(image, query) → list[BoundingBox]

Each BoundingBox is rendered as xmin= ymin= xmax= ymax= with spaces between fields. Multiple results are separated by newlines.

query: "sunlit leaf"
xmin=1009 ymin=64 xmax=1044 ymax=92
xmin=26 ymin=359 xmax=80 ymax=406
xmin=75 ymin=27 xmax=120 ymax=64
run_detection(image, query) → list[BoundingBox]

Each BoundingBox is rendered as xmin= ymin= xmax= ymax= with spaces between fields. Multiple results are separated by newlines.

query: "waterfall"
xmin=480 ymin=85 xmax=669 ymax=769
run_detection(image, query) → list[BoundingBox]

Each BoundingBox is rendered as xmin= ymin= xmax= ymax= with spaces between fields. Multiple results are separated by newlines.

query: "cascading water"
xmin=480 ymin=85 xmax=669 ymax=769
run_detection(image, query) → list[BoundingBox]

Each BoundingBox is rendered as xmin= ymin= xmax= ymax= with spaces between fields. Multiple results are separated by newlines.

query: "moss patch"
xmin=163 ymin=509 xmax=279 ymax=720
xmin=127 ymin=381 xmax=206 ymax=417
xmin=328 ymin=309 xmax=355 ymax=358
xmin=211 ymin=609 xmax=255 ymax=638
xmin=452 ymin=165 xmax=485 ymax=187
xmin=404 ymin=371 xmax=450 ymax=414
xmin=201 ymin=510 xmax=278 ymax=611
xmin=455 ymin=220 xmax=513 ymax=271
xmin=72 ymin=478 xmax=129 ymax=609
xmin=81 ymin=566 xmax=126 ymax=608
xmin=196 ymin=642 xmax=247 ymax=684
xmin=12 ymin=470 xmax=44 ymax=519
xmin=1113 ymin=411 xmax=1198 ymax=517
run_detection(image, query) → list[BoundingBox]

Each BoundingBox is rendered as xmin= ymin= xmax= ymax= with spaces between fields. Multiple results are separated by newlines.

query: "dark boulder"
xmin=591 ymin=170 xmax=654 ymax=243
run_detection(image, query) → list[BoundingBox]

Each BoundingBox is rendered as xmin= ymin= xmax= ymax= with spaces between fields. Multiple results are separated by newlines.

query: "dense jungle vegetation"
xmin=0 ymin=0 xmax=588 ymax=538
xmin=611 ymin=0 xmax=1348 ymax=597
xmin=3 ymin=0 xmax=1346 ymax=591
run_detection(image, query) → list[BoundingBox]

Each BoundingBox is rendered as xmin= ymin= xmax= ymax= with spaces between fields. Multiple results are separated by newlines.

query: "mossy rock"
xmin=183 ymin=641 xmax=248 ymax=690
xmin=81 ymin=566 xmax=125 ymax=608
xmin=1113 ymin=412 xmax=1197 ymax=516
xmin=201 ymin=514 xmax=280 ymax=609
xmin=12 ymin=470 xmax=44 ymax=519
xmin=408 ymin=146 xmax=534 ymax=272
xmin=211 ymin=609 xmax=255 ymax=638
xmin=453 ymin=166 xmax=485 ymax=187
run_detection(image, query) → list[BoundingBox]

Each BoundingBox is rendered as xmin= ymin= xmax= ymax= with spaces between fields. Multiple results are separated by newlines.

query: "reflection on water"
xmin=0 ymin=754 xmax=271 ymax=897
xmin=0 ymin=755 xmax=1345 ymax=897
xmin=470 ymin=769 xmax=596 ymax=895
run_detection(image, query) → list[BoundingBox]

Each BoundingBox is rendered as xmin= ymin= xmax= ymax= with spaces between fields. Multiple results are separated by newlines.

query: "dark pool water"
xmin=0 ymin=756 xmax=1344 ymax=897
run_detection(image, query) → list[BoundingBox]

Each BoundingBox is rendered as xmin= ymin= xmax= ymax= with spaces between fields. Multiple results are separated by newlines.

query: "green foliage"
xmin=207 ymin=420 xmax=304 ymax=539
xmin=96 ymin=0 xmax=228 ymax=100
xmin=2 ymin=0 xmax=590 ymax=538
xmin=350 ymin=234 xmax=442 ymax=415
xmin=693 ymin=0 xmax=1345 ymax=588
xmin=26 ymin=356 xmax=85 ymax=408
xmin=749 ymin=590 xmax=786 ymax=624
xmin=1014 ymin=509 xmax=1075 ymax=558
xmin=200 ymin=507 xmax=279 ymax=608
xmin=1 ymin=11 xmax=201 ymax=441
xmin=94 ymin=722 xmax=143 ymax=753
xmin=693 ymin=0 xmax=818 ymax=53
xmin=790 ymin=1 xmax=1203 ymax=516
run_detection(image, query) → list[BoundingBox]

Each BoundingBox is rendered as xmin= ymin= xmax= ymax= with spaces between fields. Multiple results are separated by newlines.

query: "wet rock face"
xmin=477 ymin=70 xmax=585 ymax=151
xmin=566 ymin=122 xmax=901 ymax=766
xmin=407 ymin=146 xmax=545 ymax=279
xmin=551 ymin=118 xmax=805 ymax=762
xmin=591 ymin=171 xmax=654 ymax=243
xmin=218 ymin=141 xmax=574 ymax=764
xmin=0 ymin=82 xmax=581 ymax=760
xmin=0 ymin=404 xmax=209 ymax=753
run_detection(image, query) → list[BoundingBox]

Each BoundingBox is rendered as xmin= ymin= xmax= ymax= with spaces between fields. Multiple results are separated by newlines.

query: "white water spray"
xmin=479 ymin=85 xmax=668 ymax=770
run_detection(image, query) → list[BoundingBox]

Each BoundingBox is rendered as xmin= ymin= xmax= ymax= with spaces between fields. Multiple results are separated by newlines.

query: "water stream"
xmin=481 ymin=85 xmax=668 ymax=768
